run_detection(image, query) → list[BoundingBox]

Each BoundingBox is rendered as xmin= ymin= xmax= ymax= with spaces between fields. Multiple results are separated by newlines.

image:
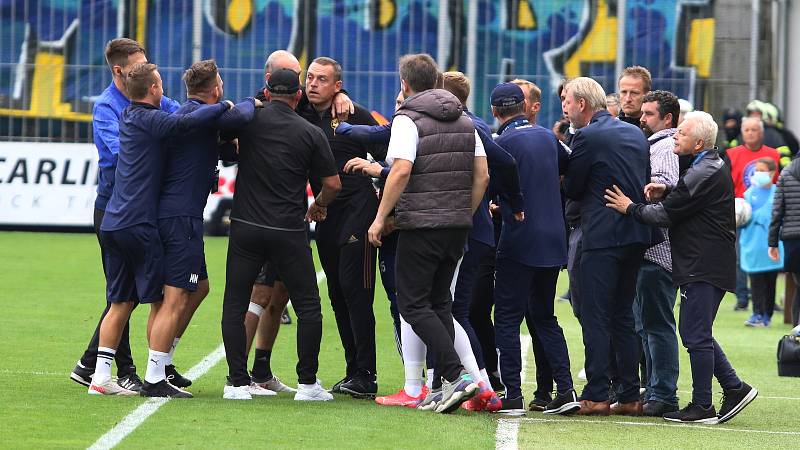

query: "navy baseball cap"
xmin=267 ymin=68 xmax=300 ymax=94
xmin=490 ymin=83 xmax=525 ymax=107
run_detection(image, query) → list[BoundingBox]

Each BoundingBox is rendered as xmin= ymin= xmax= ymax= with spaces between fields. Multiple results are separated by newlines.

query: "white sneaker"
xmin=578 ymin=368 xmax=587 ymax=381
xmin=294 ymin=380 xmax=334 ymax=401
xmin=248 ymin=382 xmax=277 ymax=396
xmin=88 ymin=377 xmax=138 ymax=396
xmin=255 ymin=375 xmax=297 ymax=393
xmin=223 ymin=384 xmax=252 ymax=400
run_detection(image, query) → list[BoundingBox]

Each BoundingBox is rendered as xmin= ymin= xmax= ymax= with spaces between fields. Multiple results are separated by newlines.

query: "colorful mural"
xmin=0 ymin=0 xmax=715 ymax=140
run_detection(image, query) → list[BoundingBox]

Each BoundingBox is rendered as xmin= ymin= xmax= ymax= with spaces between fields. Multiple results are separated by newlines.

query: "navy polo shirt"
xmin=495 ymin=119 xmax=567 ymax=267
xmin=101 ymin=101 xmax=228 ymax=231
xmin=158 ymin=98 xmax=255 ymax=219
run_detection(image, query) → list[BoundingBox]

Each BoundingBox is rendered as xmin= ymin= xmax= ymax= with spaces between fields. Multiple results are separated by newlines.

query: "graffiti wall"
xmin=0 ymin=0 xmax=715 ymax=141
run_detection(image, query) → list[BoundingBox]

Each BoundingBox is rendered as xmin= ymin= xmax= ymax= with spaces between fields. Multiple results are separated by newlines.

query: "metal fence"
xmin=0 ymin=0 xmax=757 ymax=142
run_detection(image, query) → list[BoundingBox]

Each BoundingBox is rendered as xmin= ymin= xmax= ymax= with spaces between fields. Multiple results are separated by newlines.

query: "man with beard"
xmin=635 ymin=90 xmax=681 ymax=416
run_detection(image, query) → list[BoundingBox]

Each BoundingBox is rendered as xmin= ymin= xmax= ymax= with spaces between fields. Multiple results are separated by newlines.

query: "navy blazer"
xmin=564 ymin=110 xmax=654 ymax=251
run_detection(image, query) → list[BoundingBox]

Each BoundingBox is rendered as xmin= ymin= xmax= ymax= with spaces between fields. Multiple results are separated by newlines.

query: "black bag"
xmin=777 ymin=334 xmax=800 ymax=377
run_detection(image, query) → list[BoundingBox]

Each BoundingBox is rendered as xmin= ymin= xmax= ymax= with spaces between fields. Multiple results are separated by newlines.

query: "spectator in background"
xmin=771 ymin=105 xmax=800 ymax=158
xmin=606 ymin=93 xmax=621 ymax=117
xmin=722 ymin=108 xmax=743 ymax=149
xmin=769 ymin=158 xmax=800 ymax=327
xmin=740 ymin=158 xmax=783 ymax=327
xmin=727 ymin=117 xmax=781 ymax=310
xmin=617 ymin=66 xmax=651 ymax=126
xmin=727 ymin=117 xmax=780 ymax=198
xmin=738 ymin=101 xmax=789 ymax=161
xmin=761 ymin=102 xmax=798 ymax=164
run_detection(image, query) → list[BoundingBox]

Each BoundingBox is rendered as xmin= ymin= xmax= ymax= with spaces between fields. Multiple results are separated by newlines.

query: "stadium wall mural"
xmin=0 ymin=0 xmax=714 ymax=137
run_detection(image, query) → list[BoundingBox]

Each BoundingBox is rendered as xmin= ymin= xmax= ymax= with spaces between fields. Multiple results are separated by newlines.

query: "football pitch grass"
xmin=1 ymin=231 xmax=798 ymax=449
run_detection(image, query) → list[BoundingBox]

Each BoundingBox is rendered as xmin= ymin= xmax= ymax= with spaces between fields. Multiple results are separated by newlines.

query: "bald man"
xmin=243 ymin=50 xmax=356 ymax=394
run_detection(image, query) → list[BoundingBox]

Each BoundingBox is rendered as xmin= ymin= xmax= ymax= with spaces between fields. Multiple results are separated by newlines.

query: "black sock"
xmin=252 ymin=348 xmax=273 ymax=380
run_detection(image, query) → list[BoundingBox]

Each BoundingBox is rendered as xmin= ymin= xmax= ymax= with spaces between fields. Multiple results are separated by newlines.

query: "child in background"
xmin=740 ymin=157 xmax=784 ymax=327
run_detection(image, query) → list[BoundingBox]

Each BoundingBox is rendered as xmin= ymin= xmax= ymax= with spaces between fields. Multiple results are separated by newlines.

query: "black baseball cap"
xmin=490 ymin=82 xmax=525 ymax=107
xmin=267 ymin=68 xmax=300 ymax=95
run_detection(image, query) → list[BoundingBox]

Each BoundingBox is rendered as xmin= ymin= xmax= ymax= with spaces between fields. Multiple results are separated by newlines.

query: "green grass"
xmin=0 ymin=231 xmax=797 ymax=449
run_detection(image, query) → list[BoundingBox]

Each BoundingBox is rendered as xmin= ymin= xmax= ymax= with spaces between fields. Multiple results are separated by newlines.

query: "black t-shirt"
xmin=298 ymin=102 xmax=386 ymax=202
xmin=228 ymin=101 xmax=337 ymax=231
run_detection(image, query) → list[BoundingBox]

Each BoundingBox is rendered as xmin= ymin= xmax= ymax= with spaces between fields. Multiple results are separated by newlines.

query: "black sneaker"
xmin=528 ymin=394 xmax=551 ymax=412
xmin=663 ymin=403 xmax=717 ymax=424
xmin=543 ymin=390 xmax=581 ymax=415
xmin=329 ymin=375 xmax=351 ymax=394
xmin=339 ymin=370 xmax=378 ymax=399
xmin=497 ymin=395 xmax=526 ymax=416
xmin=642 ymin=400 xmax=679 ymax=417
xmin=281 ymin=308 xmax=292 ymax=325
xmin=140 ymin=379 xmax=193 ymax=398
xmin=489 ymin=373 xmax=504 ymax=394
xmin=117 ymin=372 xmax=144 ymax=393
xmin=70 ymin=363 xmax=93 ymax=387
xmin=717 ymin=382 xmax=758 ymax=424
xmin=166 ymin=364 xmax=192 ymax=388
xmin=733 ymin=302 xmax=749 ymax=311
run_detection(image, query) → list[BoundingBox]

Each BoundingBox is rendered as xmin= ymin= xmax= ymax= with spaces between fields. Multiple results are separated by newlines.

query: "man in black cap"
xmin=219 ymin=68 xmax=342 ymax=401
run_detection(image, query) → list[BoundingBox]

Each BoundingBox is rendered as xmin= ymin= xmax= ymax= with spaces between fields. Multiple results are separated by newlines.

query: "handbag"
xmin=777 ymin=334 xmax=800 ymax=377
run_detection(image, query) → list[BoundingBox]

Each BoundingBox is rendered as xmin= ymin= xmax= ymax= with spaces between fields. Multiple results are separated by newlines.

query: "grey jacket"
xmin=769 ymin=159 xmax=800 ymax=246
xmin=393 ymin=89 xmax=475 ymax=230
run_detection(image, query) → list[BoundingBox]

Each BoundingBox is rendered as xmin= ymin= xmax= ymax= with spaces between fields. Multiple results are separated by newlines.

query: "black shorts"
xmin=254 ymin=262 xmax=281 ymax=287
xmin=100 ymin=224 xmax=164 ymax=303
xmin=159 ymin=216 xmax=208 ymax=291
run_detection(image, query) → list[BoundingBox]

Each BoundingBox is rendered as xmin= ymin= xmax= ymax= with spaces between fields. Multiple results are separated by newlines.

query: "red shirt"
xmin=726 ymin=144 xmax=780 ymax=197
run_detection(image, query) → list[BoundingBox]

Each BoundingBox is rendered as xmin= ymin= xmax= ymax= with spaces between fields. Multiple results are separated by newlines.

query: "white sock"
xmin=403 ymin=362 xmax=423 ymax=397
xmin=453 ymin=319 xmax=482 ymax=384
xmin=144 ymin=349 xmax=169 ymax=384
xmin=400 ymin=315 xmax=426 ymax=396
xmin=167 ymin=337 xmax=180 ymax=365
xmin=479 ymin=368 xmax=490 ymax=384
xmin=248 ymin=302 xmax=264 ymax=317
xmin=94 ymin=347 xmax=115 ymax=383
xmin=426 ymin=369 xmax=435 ymax=389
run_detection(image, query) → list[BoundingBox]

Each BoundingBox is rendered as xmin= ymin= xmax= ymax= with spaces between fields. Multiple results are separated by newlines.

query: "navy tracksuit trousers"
xmin=494 ymin=258 xmax=572 ymax=399
xmin=678 ymin=281 xmax=742 ymax=406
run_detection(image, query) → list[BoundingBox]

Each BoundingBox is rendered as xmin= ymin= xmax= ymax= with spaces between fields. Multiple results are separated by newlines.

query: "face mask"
xmin=751 ymin=171 xmax=772 ymax=188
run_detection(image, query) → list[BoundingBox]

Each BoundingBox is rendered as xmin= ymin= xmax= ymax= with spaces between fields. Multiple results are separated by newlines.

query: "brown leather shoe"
xmin=610 ymin=401 xmax=643 ymax=416
xmin=577 ymin=400 xmax=610 ymax=416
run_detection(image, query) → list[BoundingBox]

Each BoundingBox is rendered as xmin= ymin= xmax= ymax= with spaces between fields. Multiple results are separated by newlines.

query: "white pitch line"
xmin=494 ymin=335 xmax=532 ymax=450
xmin=0 ymin=369 xmax=65 ymax=377
xmin=517 ymin=417 xmax=800 ymax=436
xmin=495 ymin=419 xmax=520 ymax=450
xmin=87 ymin=270 xmax=326 ymax=450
